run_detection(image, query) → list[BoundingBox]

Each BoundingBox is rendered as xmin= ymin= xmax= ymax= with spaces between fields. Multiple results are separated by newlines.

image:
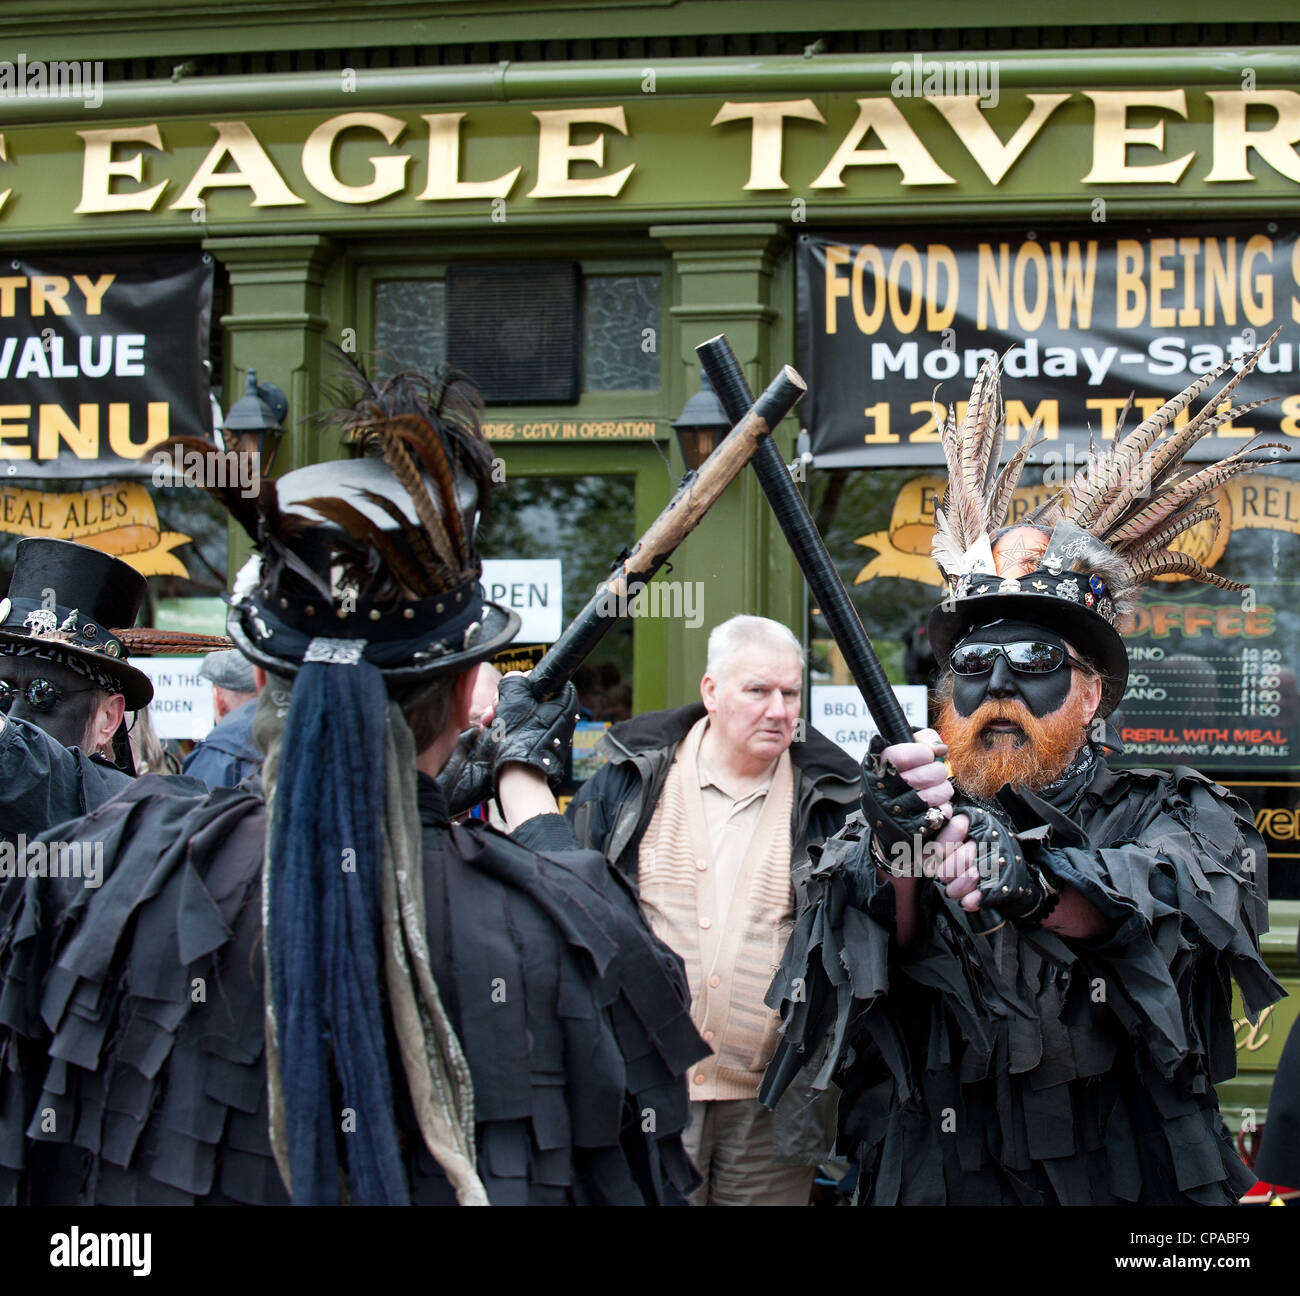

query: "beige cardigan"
xmin=638 ymin=719 xmax=795 ymax=1100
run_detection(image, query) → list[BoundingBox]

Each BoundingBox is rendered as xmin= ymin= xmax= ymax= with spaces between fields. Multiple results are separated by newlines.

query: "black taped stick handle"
xmin=695 ymin=335 xmax=912 ymax=747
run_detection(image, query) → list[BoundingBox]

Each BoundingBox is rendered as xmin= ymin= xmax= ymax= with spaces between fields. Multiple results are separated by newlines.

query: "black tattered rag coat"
xmin=0 ymin=774 xmax=706 ymax=1206
xmin=761 ymin=751 xmax=1285 ymax=1206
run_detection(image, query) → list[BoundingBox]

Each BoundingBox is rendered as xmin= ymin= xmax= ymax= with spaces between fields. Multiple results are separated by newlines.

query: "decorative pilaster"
xmin=202 ymin=235 xmax=339 ymax=581
xmin=651 ymin=222 xmax=798 ymax=699
xmin=203 ymin=234 xmax=339 ymax=473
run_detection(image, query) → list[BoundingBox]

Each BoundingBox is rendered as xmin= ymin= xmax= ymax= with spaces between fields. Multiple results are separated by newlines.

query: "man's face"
xmin=0 ymin=652 xmax=103 ymax=749
xmin=938 ymin=619 xmax=1101 ymax=798
xmin=947 ymin=620 xmax=1078 ymax=722
xmin=700 ymin=644 xmax=802 ymax=774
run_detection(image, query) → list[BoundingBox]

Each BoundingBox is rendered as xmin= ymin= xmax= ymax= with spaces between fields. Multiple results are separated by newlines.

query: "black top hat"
xmin=217 ymin=363 xmax=519 ymax=682
xmin=926 ymin=551 xmax=1129 ymax=716
xmin=0 ymin=538 xmax=154 ymax=709
xmin=226 ymin=458 xmax=518 ymax=681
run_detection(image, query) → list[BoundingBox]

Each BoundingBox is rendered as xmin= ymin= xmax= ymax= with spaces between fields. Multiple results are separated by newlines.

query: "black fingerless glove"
xmin=438 ymin=726 xmax=494 ymax=819
xmin=490 ymin=675 xmax=580 ymax=790
xmin=957 ymin=800 xmax=1062 ymax=926
xmin=860 ymin=732 xmax=946 ymax=855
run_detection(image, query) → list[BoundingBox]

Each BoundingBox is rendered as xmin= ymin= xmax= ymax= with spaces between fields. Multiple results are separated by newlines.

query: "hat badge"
xmin=23 ymin=609 xmax=58 ymax=637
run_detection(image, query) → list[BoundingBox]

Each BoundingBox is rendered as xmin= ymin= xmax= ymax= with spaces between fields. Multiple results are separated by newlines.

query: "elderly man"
xmin=182 ymin=649 xmax=265 ymax=789
xmin=568 ymin=614 xmax=859 ymax=1205
xmin=762 ymin=356 xmax=1284 ymax=1205
xmin=0 ymin=539 xmax=154 ymax=844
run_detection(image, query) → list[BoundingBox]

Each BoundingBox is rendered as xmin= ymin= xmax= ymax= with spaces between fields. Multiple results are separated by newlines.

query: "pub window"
xmin=582 ymin=275 xmax=661 ymax=391
xmin=373 ymin=280 xmax=446 ymax=372
xmin=371 ymin=271 xmax=660 ymax=392
xmin=475 ymin=471 xmax=637 ymax=789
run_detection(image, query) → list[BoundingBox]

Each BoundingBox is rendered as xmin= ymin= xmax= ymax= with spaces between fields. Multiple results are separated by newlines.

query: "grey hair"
xmin=705 ymin=615 xmax=804 ymax=681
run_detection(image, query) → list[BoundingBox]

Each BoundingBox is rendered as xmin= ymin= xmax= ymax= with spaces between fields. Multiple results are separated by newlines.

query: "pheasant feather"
xmin=930 ymin=329 xmax=1290 ymax=610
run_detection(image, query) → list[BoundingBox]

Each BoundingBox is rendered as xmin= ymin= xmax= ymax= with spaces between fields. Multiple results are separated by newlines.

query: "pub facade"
xmin=1 ymin=1 xmax=1297 ymax=1130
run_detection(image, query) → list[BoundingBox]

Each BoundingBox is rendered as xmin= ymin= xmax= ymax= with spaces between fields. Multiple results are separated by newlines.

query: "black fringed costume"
xmin=0 ymin=774 xmax=706 ymax=1206
xmin=761 ymin=750 xmax=1284 ymax=1205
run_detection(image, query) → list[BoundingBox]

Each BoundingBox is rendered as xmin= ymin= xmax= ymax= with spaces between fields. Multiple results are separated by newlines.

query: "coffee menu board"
xmin=1109 ymin=479 xmax=1300 ymax=772
xmin=1113 ymin=633 xmax=1294 ymax=766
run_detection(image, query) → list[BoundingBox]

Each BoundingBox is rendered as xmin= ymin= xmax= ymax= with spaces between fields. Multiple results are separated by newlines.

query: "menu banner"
xmin=0 ymin=479 xmax=192 ymax=575
xmin=798 ymin=226 xmax=1300 ymax=467
xmin=0 ymin=250 xmax=213 ymax=479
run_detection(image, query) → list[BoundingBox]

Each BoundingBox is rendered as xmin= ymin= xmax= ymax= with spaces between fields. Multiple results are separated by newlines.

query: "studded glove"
xmin=957 ymin=801 xmax=1062 ymax=926
xmin=490 ymin=675 xmax=580 ymax=791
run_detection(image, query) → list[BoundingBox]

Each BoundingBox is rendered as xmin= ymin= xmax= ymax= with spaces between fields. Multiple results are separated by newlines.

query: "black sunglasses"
xmin=949 ymin=641 xmax=1088 ymax=676
xmin=0 ymin=678 xmax=95 ymax=713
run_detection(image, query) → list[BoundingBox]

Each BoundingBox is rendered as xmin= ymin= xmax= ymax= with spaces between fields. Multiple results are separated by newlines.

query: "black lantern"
xmin=221 ymin=369 xmax=288 ymax=472
xmin=672 ymin=369 xmax=731 ymax=471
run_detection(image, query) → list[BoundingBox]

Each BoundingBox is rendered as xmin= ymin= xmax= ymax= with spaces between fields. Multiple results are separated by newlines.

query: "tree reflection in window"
xmin=477 ymin=473 xmax=636 ymax=724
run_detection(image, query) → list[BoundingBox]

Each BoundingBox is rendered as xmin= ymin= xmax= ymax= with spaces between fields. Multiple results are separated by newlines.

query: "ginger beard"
xmin=937 ymin=679 xmax=1096 ymax=801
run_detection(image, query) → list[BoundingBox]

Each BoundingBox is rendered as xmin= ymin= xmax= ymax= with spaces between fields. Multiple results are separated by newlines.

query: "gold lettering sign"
xmin=1256 ymin=806 xmax=1300 ymax=840
xmin=528 ymin=107 xmax=634 ymax=199
xmin=417 ymin=113 xmax=520 ymax=201
xmin=0 ymin=481 xmax=191 ymax=576
xmin=301 ymin=112 xmax=411 ymax=205
xmin=710 ymin=100 xmax=826 ymax=191
xmin=1 ymin=87 xmax=1293 ymax=237
xmin=1082 ymin=90 xmax=1195 ymax=185
xmin=74 ymin=125 xmax=167 ymax=214
xmin=168 ymin=121 xmax=305 ymax=211
xmin=809 ymin=98 xmax=956 ymax=189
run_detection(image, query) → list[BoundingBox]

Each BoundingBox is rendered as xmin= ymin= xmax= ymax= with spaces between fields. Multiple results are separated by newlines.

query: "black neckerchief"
xmin=1037 ymin=742 xmax=1098 ymax=811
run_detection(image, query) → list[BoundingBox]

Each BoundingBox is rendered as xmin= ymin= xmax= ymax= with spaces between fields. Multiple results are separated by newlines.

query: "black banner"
xmin=0 ymin=250 xmax=212 ymax=480
xmin=797 ymin=225 xmax=1300 ymax=467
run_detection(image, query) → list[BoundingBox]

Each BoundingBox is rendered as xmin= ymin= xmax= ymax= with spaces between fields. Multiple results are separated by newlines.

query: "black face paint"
xmin=949 ymin=620 xmax=1076 ymax=719
xmin=0 ymin=655 xmax=101 ymax=750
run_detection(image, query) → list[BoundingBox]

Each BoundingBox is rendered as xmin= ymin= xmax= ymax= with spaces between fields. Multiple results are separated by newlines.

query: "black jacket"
xmin=566 ymin=703 xmax=860 ymax=909
xmin=0 ymin=714 xmax=131 ymax=847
